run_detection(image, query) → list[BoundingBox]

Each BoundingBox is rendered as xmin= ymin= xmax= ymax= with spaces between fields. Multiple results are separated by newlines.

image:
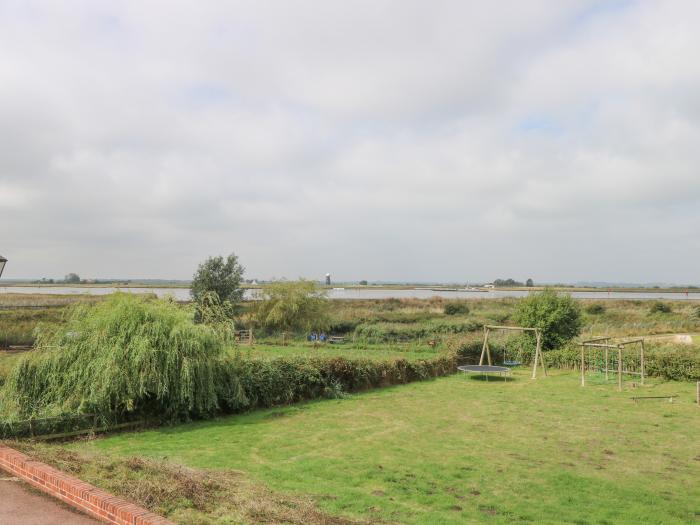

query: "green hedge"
xmin=1 ymin=353 xmax=458 ymax=438
xmin=543 ymin=345 xmax=700 ymax=382
xmin=644 ymin=349 xmax=700 ymax=381
xmin=218 ymin=353 xmax=457 ymax=412
xmin=447 ymin=333 xmax=700 ymax=382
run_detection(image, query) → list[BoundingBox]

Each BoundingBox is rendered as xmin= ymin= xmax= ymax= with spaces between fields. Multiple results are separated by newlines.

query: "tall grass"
xmin=353 ymin=319 xmax=482 ymax=342
xmin=0 ymin=307 xmax=75 ymax=346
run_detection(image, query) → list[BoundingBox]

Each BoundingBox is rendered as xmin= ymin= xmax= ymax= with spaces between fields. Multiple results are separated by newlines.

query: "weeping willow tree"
xmin=0 ymin=294 xmax=246 ymax=422
xmin=252 ymin=280 xmax=330 ymax=337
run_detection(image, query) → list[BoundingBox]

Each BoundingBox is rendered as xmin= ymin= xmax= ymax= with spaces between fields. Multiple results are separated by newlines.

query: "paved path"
xmin=0 ymin=476 xmax=99 ymax=524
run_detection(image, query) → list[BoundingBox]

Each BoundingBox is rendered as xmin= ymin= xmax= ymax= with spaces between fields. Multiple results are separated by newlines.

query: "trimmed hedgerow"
xmin=217 ymin=353 xmax=457 ymax=412
xmin=543 ymin=344 xmax=700 ymax=382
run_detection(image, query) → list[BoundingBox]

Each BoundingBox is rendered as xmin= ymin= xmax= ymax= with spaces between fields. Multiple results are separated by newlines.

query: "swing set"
xmin=479 ymin=325 xmax=546 ymax=379
xmin=579 ymin=337 xmax=645 ymax=391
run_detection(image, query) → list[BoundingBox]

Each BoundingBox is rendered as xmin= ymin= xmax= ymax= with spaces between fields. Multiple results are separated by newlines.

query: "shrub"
xmin=514 ymin=289 xmax=582 ymax=351
xmin=649 ymin=301 xmax=672 ymax=314
xmin=645 ymin=348 xmax=700 ymax=381
xmin=219 ymin=354 xmax=457 ymax=412
xmin=444 ymin=302 xmax=470 ymax=316
xmin=544 ymin=344 xmax=700 ymax=382
xmin=252 ymin=280 xmax=329 ymax=334
xmin=585 ymin=303 xmax=606 ymax=315
xmin=0 ymin=294 xmax=242 ymax=422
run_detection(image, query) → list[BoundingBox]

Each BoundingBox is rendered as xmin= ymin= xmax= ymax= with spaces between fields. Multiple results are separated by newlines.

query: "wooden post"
xmin=640 ymin=340 xmax=645 ymax=385
xmin=479 ymin=327 xmax=490 ymax=365
xmin=617 ymin=347 xmax=623 ymax=392
xmin=531 ymin=330 xmax=542 ymax=379
xmin=580 ymin=345 xmax=585 ymax=386
xmin=696 ymin=381 xmax=699 ymax=407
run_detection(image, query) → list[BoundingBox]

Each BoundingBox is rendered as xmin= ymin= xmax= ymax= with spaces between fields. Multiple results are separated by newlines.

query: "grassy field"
xmin=24 ymin=370 xmax=697 ymax=524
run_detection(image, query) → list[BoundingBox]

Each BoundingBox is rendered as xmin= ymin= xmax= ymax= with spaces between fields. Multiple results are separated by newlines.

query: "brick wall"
xmin=0 ymin=445 xmax=174 ymax=525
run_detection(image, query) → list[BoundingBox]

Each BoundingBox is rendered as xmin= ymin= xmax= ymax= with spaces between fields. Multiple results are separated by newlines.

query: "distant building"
xmin=325 ymin=273 xmax=331 ymax=286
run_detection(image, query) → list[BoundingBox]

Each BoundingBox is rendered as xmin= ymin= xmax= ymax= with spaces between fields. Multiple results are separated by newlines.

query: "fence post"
xmin=697 ymin=381 xmax=699 ymax=407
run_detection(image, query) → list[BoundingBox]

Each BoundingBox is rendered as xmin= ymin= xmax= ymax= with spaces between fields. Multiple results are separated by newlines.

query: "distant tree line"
xmin=493 ymin=278 xmax=534 ymax=287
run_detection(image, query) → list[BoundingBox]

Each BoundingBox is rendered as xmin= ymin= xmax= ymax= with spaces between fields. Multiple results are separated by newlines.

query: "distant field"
xmin=0 ymin=293 xmax=105 ymax=307
xmin=28 ymin=370 xmax=700 ymax=524
xmin=3 ymin=292 xmax=700 ymax=350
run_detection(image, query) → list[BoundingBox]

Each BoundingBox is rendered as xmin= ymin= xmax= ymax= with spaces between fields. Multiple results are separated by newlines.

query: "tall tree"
xmin=252 ymin=280 xmax=329 ymax=335
xmin=515 ymin=289 xmax=582 ymax=350
xmin=191 ymin=254 xmax=245 ymax=305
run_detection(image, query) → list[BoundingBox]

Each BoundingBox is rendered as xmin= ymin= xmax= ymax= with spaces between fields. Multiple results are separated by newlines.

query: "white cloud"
xmin=1 ymin=0 xmax=699 ymax=283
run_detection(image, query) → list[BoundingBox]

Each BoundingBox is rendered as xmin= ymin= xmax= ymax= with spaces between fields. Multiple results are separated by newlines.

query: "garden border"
xmin=0 ymin=445 xmax=173 ymax=525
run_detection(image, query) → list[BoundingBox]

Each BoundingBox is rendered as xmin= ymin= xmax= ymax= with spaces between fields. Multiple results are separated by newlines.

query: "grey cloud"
xmin=1 ymin=1 xmax=699 ymax=283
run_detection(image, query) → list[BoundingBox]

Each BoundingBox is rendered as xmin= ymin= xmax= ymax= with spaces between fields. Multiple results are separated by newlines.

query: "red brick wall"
xmin=0 ymin=445 xmax=174 ymax=525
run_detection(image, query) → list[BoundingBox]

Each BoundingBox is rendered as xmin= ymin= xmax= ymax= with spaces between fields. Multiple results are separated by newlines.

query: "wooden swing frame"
xmin=579 ymin=337 xmax=645 ymax=391
xmin=479 ymin=325 xmax=546 ymax=379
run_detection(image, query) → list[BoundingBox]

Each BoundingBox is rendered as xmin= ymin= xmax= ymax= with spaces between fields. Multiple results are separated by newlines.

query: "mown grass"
xmin=34 ymin=370 xmax=700 ymax=525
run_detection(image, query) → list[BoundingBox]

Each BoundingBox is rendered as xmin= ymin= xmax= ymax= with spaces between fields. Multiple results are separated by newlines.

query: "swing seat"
xmin=503 ymin=360 xmax=521 ymax=367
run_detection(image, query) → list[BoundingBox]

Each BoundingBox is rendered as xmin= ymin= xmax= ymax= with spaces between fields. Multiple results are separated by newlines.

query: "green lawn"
xmin=67 ymin=370 xmax=700 ymax=524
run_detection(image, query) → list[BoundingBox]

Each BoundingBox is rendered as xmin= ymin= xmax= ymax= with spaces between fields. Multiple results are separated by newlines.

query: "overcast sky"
xmin=1 ymin=1 xmax=699 ymax=283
